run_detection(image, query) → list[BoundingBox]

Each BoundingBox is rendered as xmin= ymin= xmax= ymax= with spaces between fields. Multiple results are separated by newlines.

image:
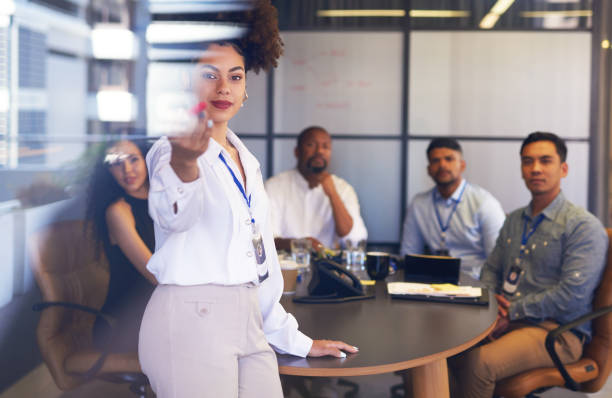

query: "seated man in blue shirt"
xmin=401 ymin=138 xmax=506 ymax=278
xmin=449 ymin=132 xmax=609 ymax=398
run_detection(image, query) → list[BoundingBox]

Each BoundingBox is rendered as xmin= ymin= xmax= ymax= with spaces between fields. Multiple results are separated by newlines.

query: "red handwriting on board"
xmin=287 ymin=48 xmax=371 ymax=94
xmin=320 ymin=79 xmax=337 ymax=87
xmin=318 ymin=49 xmax=346 ymax=57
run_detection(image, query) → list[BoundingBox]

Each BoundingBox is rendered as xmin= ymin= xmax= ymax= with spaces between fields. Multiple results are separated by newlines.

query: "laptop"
xmin=403 ymin=254 xmax=461 ymax=285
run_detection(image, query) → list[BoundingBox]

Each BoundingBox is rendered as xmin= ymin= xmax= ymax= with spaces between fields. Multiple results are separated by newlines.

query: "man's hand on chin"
xmin=318 ymin=172 xmax=337 ymax=196
xmin=306 ymin=172 xmax=337 ymax=198
xmin=307 ymin=171 xmax=330 ymax=189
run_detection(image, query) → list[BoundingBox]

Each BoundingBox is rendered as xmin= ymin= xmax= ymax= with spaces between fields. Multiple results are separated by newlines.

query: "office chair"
xmin=29 ymin=220 xmax=149 ymax=397
xmin=494 ymin=228 xmax=612 ymax=398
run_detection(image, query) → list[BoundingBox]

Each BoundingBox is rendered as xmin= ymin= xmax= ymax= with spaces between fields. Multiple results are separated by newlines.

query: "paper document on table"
xmin=387 ymin=282 xmax=482 ymax=298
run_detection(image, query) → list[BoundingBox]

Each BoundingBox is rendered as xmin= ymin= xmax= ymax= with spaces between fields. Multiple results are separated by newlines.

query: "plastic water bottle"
xmin=344 ymin=240 xmax=354 ymax=271
xmin=353 ymin=240 xmax=367 ymax=271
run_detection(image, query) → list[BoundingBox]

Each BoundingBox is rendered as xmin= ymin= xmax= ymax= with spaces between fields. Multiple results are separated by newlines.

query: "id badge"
xmin=502 ymin=264 xmax=522 ymax=296
xmin=251 ymin=224 xmax=268 ymax=283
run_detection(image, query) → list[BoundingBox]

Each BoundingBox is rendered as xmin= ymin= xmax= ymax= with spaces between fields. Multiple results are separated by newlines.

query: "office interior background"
xmin=0 ymin=0 xmax=611 ymax=394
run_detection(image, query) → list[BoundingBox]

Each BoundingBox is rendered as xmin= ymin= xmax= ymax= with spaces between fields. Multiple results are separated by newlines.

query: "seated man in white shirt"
xmin=400 ymin=138 xmax=506 ymax=278
xmin=265 ymin=126 xmax=368 ymax=251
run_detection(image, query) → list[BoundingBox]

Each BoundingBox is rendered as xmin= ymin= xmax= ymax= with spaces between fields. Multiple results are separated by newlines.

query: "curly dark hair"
xmin=84 ymin=139 xmax=152 ymax=257
xmin=239 ymin=0 xmax=283 ymax=73
xmin=212 ymin=0 xmax=283 ymax=73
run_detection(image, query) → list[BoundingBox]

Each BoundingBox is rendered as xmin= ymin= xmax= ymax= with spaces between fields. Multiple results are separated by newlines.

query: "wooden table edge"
xmin=278 ymin=313 xmax=497 ymax=377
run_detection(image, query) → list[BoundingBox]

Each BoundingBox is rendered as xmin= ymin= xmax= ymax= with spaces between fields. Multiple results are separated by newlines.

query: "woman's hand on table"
xmin=308 ymin=339 xmax=359 ymax=358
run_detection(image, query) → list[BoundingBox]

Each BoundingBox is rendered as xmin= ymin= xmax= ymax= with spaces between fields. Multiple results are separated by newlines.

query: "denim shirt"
xmin=480 ymin=192 xmax=608 ymax=340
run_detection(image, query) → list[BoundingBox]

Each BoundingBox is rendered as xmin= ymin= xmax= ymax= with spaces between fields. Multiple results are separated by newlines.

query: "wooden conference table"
xmin=277 ymin=272 xmax=498 ymax=398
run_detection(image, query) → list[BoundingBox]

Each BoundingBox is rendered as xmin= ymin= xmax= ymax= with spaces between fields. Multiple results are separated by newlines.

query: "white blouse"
xmin=145 ymin=131 xmax=312 ymax=357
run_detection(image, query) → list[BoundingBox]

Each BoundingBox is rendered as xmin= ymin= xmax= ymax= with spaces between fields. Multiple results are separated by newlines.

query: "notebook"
xmin=403 ymin=254 xmax=461 ymax=285
xmin=387 ymin=281 xmax=489 ymax=306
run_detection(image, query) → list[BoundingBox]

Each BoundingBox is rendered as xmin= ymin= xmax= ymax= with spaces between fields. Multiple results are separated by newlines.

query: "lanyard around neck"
xmin=218 ymin=153 xmax=254 ymax=224
xmin=521 ymin=213 xmax=545 ymax=249
xmin=432 ymin=182 xmax=467 ymax=234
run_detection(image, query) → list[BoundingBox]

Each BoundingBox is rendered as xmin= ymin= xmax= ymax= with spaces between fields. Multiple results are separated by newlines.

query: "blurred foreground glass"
xmin=290 ymin=238 xmax=311 ymax=270
xmin=345 ymin=239 xmax=366 ymax=272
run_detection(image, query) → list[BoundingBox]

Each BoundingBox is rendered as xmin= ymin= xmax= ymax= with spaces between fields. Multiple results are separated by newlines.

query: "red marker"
xmin=191 ymin=101 xmax=207 ymax=116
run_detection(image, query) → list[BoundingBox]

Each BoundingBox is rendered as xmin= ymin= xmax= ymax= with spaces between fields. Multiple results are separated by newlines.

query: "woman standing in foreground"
xmin=138 ymin=1 xmax=357 ymax=396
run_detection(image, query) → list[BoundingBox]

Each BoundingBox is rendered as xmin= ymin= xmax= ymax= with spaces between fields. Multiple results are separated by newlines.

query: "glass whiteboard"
xmin=274 ymin=32 xmax=403 ymax=135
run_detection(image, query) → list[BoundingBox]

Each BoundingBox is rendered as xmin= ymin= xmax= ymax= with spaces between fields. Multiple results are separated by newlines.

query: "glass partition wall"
xmin=147 ymin=1 xmax=597 ymax=248
xmin=270 ymin=0 xmax=595 ymax=247
xmin=0 ymin=0 xmax=609 ymax=391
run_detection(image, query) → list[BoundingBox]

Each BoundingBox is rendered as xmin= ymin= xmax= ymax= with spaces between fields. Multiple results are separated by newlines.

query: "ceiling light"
xmin=479 ymin=0 xmax=516 ymax=29
xmin=95 ymin=91 xmax=136 ymax=122
xmin=317 ymin=9 xmax=405 ymax=17
xmin=602 ymin=39 xmax=610 ymax=49
xmin=520 ymin=10 xmax=592 ymax=18
xmin=148 ymin=1 xmax=252 ymax=15
xmin=92 ymin=27 xmax=136 ymax=60
xmin=317 ymin=9 xmax=470 ymax=18
xmin=479 ymin=13 xmax=501 ymax=29
xmin=147 ymin=48 xmax=206 ymax=61
xmin=146 ymin=22 xmax=247 ymax=44
xmin=490 ymin=0 xmax=516 ymax=15
xmin=0 ymin=1 xmax=15 ymax=16
xmin=410 ymin=10 xmax=470 ymax=18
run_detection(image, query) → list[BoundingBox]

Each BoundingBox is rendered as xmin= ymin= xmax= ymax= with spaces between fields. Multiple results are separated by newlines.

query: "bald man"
xmin=265 ymin=126 xmax=367 ymax=251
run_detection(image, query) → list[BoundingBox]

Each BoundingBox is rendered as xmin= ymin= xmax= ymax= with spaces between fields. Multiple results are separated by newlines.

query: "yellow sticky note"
xmin=431 ymin=283 xmax=459 ymax=292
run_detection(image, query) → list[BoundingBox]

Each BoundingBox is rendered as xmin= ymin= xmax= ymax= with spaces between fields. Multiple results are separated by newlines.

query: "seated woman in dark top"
xmin=85 ymin=138 xmax=157 ymax=352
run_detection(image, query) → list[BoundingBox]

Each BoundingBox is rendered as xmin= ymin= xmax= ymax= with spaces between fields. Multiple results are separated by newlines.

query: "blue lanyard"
xmin=521 ymin=214 xmax=545 ymax=250
xmin=218 ymin=153 xmax=254 ymax=224
xmin=432 ymin=182 xmax=467 ymax=234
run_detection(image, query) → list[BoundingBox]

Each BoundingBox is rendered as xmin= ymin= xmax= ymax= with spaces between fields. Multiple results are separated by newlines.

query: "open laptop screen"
xmin=404 ymin=254 xmax=461 ymax=285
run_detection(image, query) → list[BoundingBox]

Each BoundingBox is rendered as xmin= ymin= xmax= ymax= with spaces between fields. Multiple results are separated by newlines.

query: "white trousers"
xmin=138 ymin=283 xmax=283 ymax=398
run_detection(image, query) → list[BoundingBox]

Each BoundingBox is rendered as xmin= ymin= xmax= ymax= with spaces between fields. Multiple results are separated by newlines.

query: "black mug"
xmin=366 ymin=251 xmax=391 ymax=280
